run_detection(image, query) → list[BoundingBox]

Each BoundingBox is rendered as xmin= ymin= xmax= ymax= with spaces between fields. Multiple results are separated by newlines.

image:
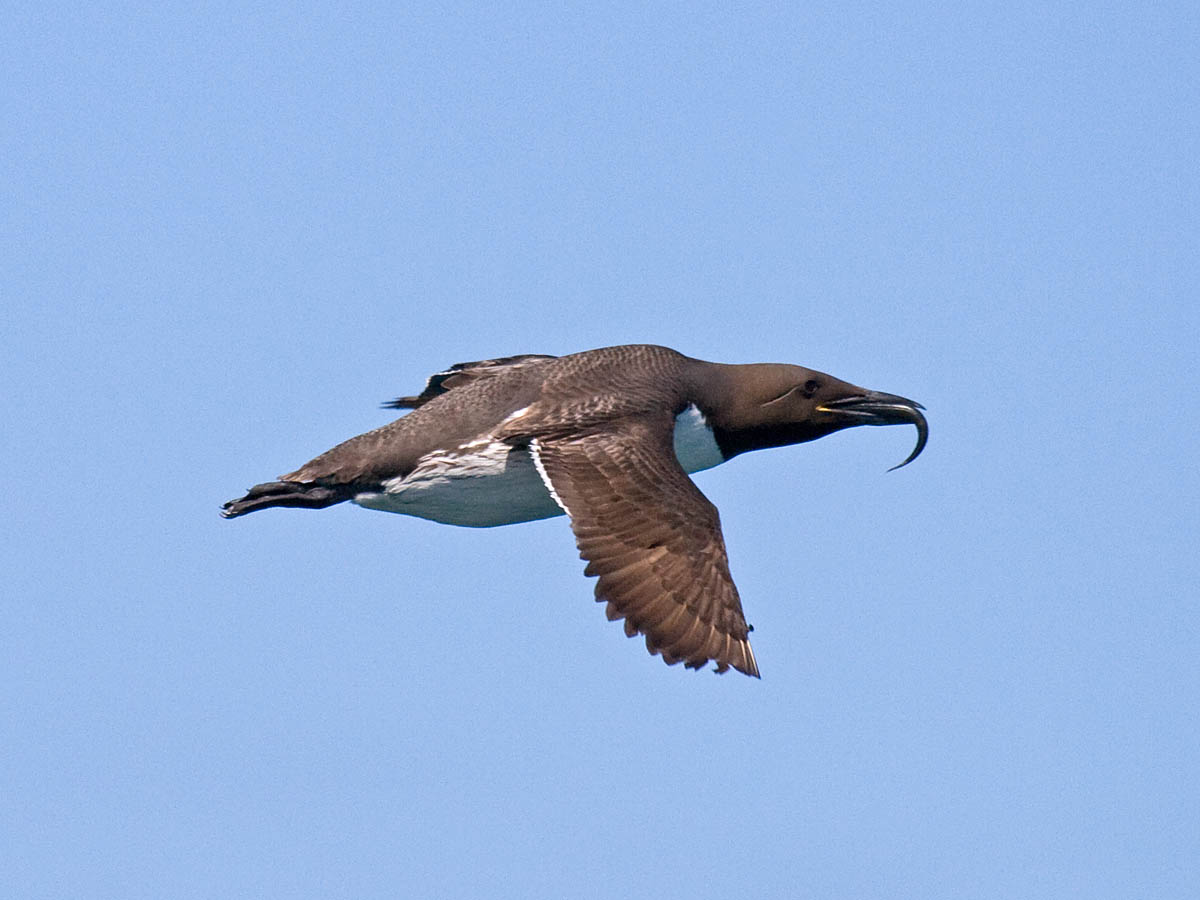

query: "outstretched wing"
xmin=383 ymin=354 xmax=558 ymax=409
xmin=530 ymin=415 xmax=759 ymax=677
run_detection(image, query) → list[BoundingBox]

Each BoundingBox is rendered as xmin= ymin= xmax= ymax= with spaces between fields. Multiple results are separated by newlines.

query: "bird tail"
xmin=220 ymin=480 xmax=355 ymax=519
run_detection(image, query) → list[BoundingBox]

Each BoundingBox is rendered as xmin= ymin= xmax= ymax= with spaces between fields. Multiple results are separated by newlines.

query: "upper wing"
xmin=383 ymin=354 xmax=558 ymax=409
xmin=530 ymin=415 xmax=759 ymax=677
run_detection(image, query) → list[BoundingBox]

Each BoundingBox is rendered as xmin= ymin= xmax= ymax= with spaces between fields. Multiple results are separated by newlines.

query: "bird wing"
xmin=383 ymin=354 xmax=559 ymax=409
xmin=529 ymin=414 xmax=759 ymax=677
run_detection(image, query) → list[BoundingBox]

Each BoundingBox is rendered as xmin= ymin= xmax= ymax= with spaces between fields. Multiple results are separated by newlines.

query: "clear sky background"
xmin=4 ymin=3 xmax=1197 ymax=898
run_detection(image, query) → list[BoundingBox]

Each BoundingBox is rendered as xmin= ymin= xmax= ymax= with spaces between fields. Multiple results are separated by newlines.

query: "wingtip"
xmin=740 ymin=642 xmax=761 ymax=678
xmin=636 ymin=625 xmax=761 ymax=678
xmin=381 ymin=396 xmax=420 ymax=410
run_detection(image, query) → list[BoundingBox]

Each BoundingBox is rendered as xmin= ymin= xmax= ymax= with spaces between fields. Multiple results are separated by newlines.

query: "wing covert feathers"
xmin=531 ymin=415 xmax=760 ymax=677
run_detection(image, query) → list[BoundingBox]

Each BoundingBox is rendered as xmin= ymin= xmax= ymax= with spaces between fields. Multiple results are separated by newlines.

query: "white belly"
xmin=354 ymin=440 xmax=561 ymax=527
xmin=353 ymin=405 xmax=723 ymax=527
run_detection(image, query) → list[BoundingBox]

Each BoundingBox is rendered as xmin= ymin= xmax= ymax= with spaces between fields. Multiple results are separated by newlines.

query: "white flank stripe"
xmin=529 ymin=439 xmax=570 ymax=515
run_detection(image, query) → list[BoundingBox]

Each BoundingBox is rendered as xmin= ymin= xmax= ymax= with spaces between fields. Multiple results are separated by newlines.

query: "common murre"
xmin=222 ymin=345 xmax=928 ymax=677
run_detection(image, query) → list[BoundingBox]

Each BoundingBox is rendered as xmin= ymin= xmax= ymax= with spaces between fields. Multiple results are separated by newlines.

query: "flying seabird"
xmin=222 ymin=344 xmax=928 ymax=677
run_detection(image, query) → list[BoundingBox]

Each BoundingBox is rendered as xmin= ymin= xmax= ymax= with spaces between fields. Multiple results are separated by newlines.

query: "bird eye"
xmin=801 ymin=379 xmax=820 ymax=398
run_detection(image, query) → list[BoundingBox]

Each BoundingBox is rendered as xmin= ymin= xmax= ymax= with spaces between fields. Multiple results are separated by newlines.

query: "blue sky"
xmin=4 ymin=2 xmax=1197 ymax=898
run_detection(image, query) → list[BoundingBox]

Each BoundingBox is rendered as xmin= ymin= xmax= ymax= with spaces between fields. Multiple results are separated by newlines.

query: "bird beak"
xmin=817 ymin=391 xmax=928 ymax=470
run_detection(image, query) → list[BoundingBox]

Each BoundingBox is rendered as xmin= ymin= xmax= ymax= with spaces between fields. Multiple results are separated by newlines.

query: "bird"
xmin=222 ymin=344 xmax=927 ymax=677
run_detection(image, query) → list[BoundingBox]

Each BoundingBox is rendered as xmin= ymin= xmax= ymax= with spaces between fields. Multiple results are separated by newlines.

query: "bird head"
xmin=703 ymin=363 xmax=928 ymax=469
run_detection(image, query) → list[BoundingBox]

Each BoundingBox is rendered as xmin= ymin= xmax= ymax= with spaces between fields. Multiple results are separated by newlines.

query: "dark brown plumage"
xmin=222 ymin=344 xmax=927 ymax=677
xmin=531 ymin=416 xmax=757 ymax=675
